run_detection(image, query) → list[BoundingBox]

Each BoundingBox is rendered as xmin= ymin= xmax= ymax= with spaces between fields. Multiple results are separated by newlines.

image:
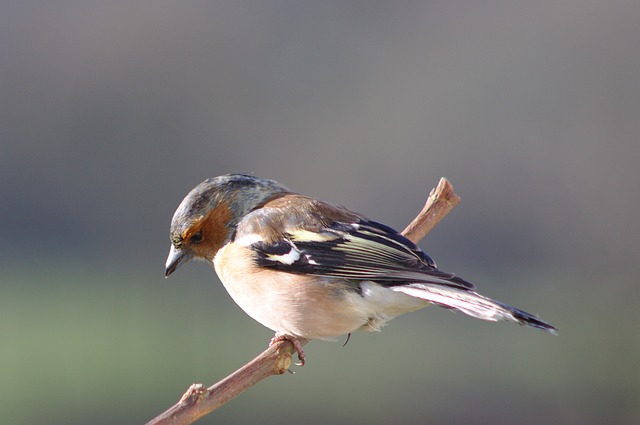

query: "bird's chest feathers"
xmin=213 ymin=243 xmax=386 ymax=339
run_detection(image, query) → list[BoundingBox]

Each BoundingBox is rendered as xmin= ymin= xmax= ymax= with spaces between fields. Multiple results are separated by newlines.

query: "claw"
xmin=270 ymin=333 xmax=306 ymax=366
xmin=342 ymin=333 xmax=352 ymax=347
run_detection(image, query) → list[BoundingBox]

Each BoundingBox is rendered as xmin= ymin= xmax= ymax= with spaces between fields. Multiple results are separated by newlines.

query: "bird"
xmin=165 ymin=173 xmax=557 ymax=365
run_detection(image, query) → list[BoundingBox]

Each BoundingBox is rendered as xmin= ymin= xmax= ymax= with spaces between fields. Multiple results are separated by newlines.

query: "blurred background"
xmin=2 ymin=1 xmax=639 ymax=424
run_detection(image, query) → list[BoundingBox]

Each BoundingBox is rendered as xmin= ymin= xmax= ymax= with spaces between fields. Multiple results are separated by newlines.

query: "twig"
xmin=145 ymin=341 xmax=300 ymax=425
xmin=401 ymin=177 xmax=460 ymax=243
xmin=146 ymin=177 xmax=460 ymax=425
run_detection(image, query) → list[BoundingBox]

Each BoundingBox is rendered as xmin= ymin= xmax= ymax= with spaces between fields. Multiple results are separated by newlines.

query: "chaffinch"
xmin=165 ymin=174 xmax=556 ymax=365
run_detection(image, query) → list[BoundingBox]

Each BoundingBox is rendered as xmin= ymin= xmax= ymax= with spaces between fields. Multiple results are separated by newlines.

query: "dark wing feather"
xmin=247 ymin=205 xmax=474 ymax=290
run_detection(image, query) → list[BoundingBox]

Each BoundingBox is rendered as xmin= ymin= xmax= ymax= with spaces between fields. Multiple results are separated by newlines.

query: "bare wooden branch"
xmin=145 ymin=340 xmax=303 ymax=425
xmin=401 ymin=177 xmax=460 ymax=243
xmin=146 ymin=177 xmax=460 ymax=425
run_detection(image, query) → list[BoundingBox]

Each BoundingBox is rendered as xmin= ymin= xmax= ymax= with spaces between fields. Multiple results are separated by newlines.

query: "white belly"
xmin=213 ymin=243 xmax=428 ymax=339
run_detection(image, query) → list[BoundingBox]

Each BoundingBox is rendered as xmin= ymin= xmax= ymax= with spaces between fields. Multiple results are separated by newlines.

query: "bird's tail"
xmin=391 ymin=284 xmax=557 ymax=334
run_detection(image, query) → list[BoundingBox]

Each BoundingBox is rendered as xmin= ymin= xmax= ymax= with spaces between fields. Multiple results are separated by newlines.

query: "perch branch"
xmin=146 ymin=177 xmax=460 ymax=425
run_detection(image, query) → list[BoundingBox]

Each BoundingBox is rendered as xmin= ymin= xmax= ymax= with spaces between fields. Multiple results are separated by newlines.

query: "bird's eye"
xmin=190 ymin=232 xmax=204 ymax=243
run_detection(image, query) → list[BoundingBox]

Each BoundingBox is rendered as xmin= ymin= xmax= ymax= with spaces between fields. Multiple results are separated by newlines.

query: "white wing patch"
xmin=304 ymin=254 xmax=319 ymax=265
xmin=265 ymin=244 xmax=301 ymax=265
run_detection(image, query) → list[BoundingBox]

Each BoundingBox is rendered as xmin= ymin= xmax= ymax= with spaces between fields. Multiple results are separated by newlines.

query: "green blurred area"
xmin=2 ymin=1 xmax=640 ymax=424
xmin=3 ymin=263 xmax=639 ymax=425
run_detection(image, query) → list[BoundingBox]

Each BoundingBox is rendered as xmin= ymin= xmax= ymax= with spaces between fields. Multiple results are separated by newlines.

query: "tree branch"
xmin=401 ymin=177 xmax=460 ymax=242
xmin=146 ymin=177 xmax=460 ymax=425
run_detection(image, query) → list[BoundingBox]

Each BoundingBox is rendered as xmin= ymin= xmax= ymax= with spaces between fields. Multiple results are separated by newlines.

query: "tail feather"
xmin=392 ymin=284 xmax=557 ymax=335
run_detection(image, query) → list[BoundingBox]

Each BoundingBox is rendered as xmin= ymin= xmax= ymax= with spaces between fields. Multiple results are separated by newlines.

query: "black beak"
xmin=165 ymin=245 xmax=191 ymax=277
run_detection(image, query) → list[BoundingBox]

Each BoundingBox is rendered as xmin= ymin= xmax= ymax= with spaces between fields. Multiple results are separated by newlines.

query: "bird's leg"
xmin=270 ymin=333 xmax=306 ymax=366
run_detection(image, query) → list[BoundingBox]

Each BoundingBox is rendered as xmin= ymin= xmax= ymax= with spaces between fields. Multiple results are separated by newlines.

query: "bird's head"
xmin=164 ymin=173 xmax=289 ymax=277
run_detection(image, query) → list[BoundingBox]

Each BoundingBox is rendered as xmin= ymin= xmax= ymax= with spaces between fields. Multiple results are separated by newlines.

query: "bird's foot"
xmin=270 ymin=333 xmax=306 ymax=366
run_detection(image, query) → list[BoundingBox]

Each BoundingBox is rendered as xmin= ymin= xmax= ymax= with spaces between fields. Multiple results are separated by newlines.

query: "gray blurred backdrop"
xmin=2 ymin=2 xmax=639 ymax=424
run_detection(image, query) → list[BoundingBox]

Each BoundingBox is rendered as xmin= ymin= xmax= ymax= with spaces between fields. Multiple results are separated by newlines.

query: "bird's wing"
xmin=237 ymin=195 xmax=474 ymax=290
